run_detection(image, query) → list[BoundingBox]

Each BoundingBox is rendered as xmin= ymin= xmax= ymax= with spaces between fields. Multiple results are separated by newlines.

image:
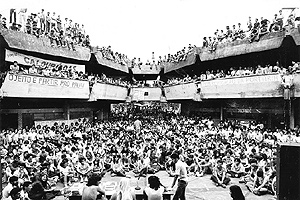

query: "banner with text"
xmin=131 ymin=87 xmax=162 ymax=101
xmin=5 ymin=49 xmax=85 ymax=73
xmin=200 ymin=74 xmax=283 ymax=99
xmin=1 ymin=73 xmax=90 ymax=99
xmin=91 ymin=83 xmax=128 ymax=101
xmin=164 ymin=82 xmax=198 ymax=100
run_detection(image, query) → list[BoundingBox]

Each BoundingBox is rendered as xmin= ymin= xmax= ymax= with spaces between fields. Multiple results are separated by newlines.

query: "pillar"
xmin=64 ymin=101 xmax=70 ymax=121
xmin=289 ymin=99 xmax=295 ymax=129
xmin=220 ymin=106 xmax=224 ymax=121
xmin=17 ymin=111 xmax=22 ymax=129
xmin=0 ymin=99 xmax=2 ymax=131
xmin=96 ymin=101 xmax=111 ymax=120
xmin=180 ymin=101 xmax=192 ymax=116
xmin=267 ymin=113 xmax=272 ymax=129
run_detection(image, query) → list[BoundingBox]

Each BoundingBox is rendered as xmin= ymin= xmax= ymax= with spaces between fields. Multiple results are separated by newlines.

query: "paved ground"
xmin=54 ymin=170 xmax=276 ymax=200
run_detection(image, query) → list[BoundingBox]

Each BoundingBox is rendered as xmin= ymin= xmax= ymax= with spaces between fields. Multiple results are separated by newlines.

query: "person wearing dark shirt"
xmin=249 ymin=18 xmax=260 ymax=42
xmin=202 ymin=37 xmax=208 ymax=48
xmin=211 ymin=159 xmax=231 ymax=188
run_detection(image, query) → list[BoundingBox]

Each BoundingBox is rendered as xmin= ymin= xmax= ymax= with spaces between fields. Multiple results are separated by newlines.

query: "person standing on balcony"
xmin=39 ymin=9 xmax=45 ymax=32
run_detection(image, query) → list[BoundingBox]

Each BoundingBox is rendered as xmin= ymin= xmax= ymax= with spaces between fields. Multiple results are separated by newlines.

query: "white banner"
xmin=1 ymin=73 xmax=90 ymax=99
xmin=34 ymin=118 xmax=87 ymax=127
xmin=91 ymin=83 xmax=128 ymax=101
xmin=131 ymin=87 xmax=162 ymax=101
xmin=5 ymin=49 xmax=85 ymax=73
xmin=164 ymin=82 xmax=198 ymax=100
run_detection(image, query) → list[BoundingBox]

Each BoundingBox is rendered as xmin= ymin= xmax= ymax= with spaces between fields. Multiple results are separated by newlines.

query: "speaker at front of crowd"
xmin=277 ymin=143 xmax=300 ymax=200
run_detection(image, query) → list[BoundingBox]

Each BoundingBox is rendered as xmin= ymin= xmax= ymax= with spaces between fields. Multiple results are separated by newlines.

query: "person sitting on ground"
xmin=20 ymin=181 xmax=32 ymax=200
xmin=111 ymin=156 xmax=127 ymax=177
xmin=198 ymin=155 xmax=213 ymax=177
xmin=28 ymin=181 xmax=46 ymax=200
xmin=211 ymin=159 xmax=231 ymax=188
xmin=227 ymin=158 xmax=246 ymax=178
xmin=229 ymin=185 xmax=245 ymax=200
xmin=2 ymin=176 xmax=19 ymax=200
xmin=248 ymin=169 xmax=273 ymax=195
xmin=76 ymin=157 xmax=92 ymax=182
xmin=110 ymin=177 xmax=136 ymax=200
xmin=82 ymin=173 xmax=105 ymax=200
xmin=9 ymin=187 xmax=22 ymax=200
xmin=144 ymin=176 xmax=165 ymax=200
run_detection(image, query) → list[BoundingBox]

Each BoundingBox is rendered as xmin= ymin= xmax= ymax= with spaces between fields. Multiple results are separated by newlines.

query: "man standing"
xmin=134 ymin=117 xmax=142 ymax=135
xmin=170 ymin=153 xmax=188 ymax=200
xmin=39 ymin=9 xmax=45 ymax=32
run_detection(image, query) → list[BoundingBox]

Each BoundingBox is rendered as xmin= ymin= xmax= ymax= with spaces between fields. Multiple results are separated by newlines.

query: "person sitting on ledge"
xmin=10 ymin=61 xmax=20 ymax=73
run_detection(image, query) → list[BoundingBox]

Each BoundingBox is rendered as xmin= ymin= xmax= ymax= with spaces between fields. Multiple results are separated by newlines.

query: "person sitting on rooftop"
xmin=260 ymin=17 xmax=269 ymax=35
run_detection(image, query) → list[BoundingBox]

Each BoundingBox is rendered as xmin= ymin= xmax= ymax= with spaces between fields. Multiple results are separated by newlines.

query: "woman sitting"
xmin=110 ymin=177 xmax=136 ymax=200
xmin=144 ymin=176 xmax=165 ymax=200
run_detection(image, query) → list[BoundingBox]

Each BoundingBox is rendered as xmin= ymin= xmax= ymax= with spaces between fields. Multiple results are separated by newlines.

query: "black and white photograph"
xmin=0 ymin=0 xmax=300 ymax=199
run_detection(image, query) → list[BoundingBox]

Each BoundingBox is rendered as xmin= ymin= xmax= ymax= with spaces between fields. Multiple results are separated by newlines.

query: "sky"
xmin=1 ymin=0 xmax=299 ymax=62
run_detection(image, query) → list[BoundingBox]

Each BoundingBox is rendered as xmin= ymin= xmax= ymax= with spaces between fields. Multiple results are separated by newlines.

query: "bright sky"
xmin=1 ymin=0 xmax=299 ymax=62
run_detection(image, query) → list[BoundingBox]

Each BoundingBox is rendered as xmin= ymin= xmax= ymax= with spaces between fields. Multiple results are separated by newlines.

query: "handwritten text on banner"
xmin=5 ymin=49 xmax=85 ymax=73
xmin=1 ymin=73 xmax=89 ymax=99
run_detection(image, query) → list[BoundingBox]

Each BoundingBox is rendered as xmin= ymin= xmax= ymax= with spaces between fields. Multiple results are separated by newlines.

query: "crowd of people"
xmin=97 ymin=46 xmax=131 ymax=66
xmin=0 ymin=8 xmax=91 ymax=51
xmin=2 ymin=103 xmax=300 ymax=199
xmin=96 ymin=44 xmax=196 ymax=72
xmin=165 ymin=61 xmax=300 ymax=86
xmin=202 ymin=9 xmax=300 ymax=52
xmin=8 ymin=61 xmax=88 ymax=81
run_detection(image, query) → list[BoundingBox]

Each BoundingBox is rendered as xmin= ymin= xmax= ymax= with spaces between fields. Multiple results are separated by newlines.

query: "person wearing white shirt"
xmin=170 ymin=153 xmax=188 ymax=200
xmin=144 ymin=176 xmax=165 ymax=200
xmin=2 ymin=176 xmax=19 ymax=200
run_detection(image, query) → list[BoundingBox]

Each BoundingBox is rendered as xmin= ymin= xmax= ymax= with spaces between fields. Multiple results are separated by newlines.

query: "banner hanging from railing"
xmin=5 ymin=49 xmax=85 ymax=73
xmin=91 ymin=82 xmax=128 ymax=101
xmin=164 ymin=82 xmax=198 ymax=100
xmin=1 ymin=73 xmax=90 ymax=99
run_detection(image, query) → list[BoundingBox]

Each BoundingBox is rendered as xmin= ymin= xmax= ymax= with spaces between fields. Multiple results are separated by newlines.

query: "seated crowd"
xmin=1 ymin=104 xmax=300 ymax=199
xmin=203 ymin=9 xmax=300 ymax=51
xmin=0 ymin=9 xmax=91 ymax=51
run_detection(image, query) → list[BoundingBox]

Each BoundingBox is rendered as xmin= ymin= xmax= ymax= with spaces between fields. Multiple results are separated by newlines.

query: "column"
xmin=220 ymin=106 xmax=224 ymax=121
xmin=289 ymin=99 xmax=295 ymax=129
xmin=18 ymin=111 xmax=22 ymax=129
xmin=267 ymin=113 xmax=272 ymax=129
xmin=181 ymin=101 xmax=192 ymax=116
xmin=64 ymin=101 xmax=70 ymax=121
